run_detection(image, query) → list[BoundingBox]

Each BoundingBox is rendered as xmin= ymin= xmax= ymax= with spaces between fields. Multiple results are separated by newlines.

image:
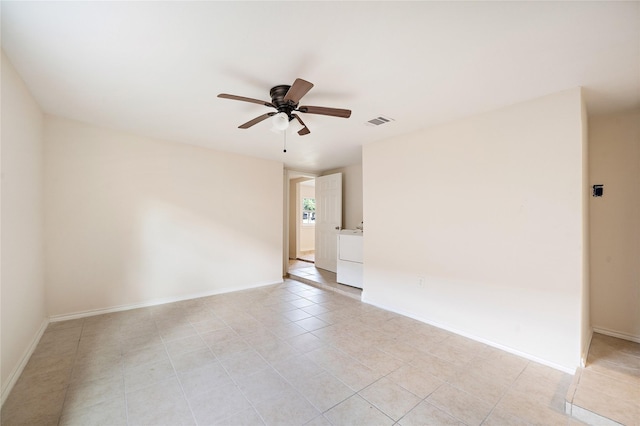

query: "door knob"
xmin=335 ymin=226 xmax=341 ymax=230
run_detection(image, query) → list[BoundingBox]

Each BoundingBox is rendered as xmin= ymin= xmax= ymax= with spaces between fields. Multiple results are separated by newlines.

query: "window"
xmin=302 ymin=197 xmax=316 ymax=225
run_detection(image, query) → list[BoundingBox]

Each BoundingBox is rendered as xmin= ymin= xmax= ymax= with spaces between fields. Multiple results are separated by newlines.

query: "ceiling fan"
xmin=218 ymin=78 xmax=351 ymax=136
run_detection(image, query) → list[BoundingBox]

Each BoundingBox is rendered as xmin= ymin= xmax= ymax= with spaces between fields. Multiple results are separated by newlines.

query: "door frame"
xmin=283 ymin=169 xmax=318 ymax=276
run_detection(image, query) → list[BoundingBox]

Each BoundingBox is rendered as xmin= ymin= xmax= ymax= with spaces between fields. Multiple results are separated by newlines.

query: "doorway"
xmin=285 ymin=171 xmax=317 ymax=275
xmin=297 ymin=179 xmax=316 ymax=262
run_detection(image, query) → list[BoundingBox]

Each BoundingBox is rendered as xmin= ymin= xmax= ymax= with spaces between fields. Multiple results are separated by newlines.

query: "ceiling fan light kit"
xmin=218 ymin=78 xmax=352 ymax=138
xmin=271 ymin=112 xmax=290 ymax=131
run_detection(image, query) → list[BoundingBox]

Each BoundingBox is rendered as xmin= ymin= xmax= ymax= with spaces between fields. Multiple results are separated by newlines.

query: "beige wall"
xmin=363 ymin=88 xmax=587 ymax=372
xmin=589 ymin=110 xmax=640 ymax=341
xmin=1 ymin=52 xmax=47 ymax=400
xmin=44 ymin=117 xmax=284 ymax=317
xmin=322 ymin=163 xmax=363 ymax=230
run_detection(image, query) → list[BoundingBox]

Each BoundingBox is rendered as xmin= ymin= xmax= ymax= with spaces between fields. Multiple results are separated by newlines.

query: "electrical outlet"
xmin=418 ymin=276 xmax=425 ymax=287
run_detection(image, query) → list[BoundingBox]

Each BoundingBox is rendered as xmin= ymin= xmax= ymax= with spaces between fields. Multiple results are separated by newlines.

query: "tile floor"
xmin=2 ymin=278 xmax=585 ymax=426
xmin=297 ymin=251 xmax=315 ymax=263
xmin=565 ymin=333 xmax=640 ymax=425
xmin=288 ymin=260 xmax=362 ymax=299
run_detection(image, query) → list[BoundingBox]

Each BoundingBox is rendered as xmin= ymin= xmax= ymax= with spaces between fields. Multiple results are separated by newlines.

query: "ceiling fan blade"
xmin=298 ymin=105 xmax=351 ymax=118
xmin=292 ymin=114 xmax=311 ymax=136
xmin=218 ymin=93 xmax=275 ymax=108
xmin=284 ymin=78 xmax=314 ymax=104
xmin=238 ymin=113 xmax=275 ymax=129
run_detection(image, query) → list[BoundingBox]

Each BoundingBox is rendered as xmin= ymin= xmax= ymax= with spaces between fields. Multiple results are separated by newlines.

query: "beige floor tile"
xmin=210 ymin=336 xmax=251 ymax=358
xmin=283 ymin=308 xmax=314 ymax=321
xmin=242 ymin=329 xmax=282 ymax=347
xmin=471 ymin=353 xmax=528 ymax=388
xmin=387 ymin=364 xmax=444 ymax=398
xmin=164 ymin=334 xmax=208 ymax=357
xmin=398 ymin=400 xmax=463 ymax=426
xmin=290 ymin=298 xmax=317 ymax=309
xmin=214 ymin=408 xmax=265 ymax=426
xmin=377 ymin=341 xmax=425 ymax=363
xmin=227 ymin=318 xmax=265 ymax=336
xmin=253 ymin=338 xmax=300 ymax=363
xmin=9 ymin=365 xmax=72 ymax=397
xmin=285 ymin=331 xmax=327 ymax=353
xmin=218 ymin=348 xmax=269 ymax=379
xmin=298 ymin=371 xmax=355 ymax=412
xmin=325 ymin=358 xmax=382 ymax=392
xmin=359 ymin=377 xmax=422 ymax=421
xmin=1 ymin=386 xmax=67 ymax=425
xmin=410 ymin=352 xmax=461 ymax=382
xmin=271 ymin=354 xmax=326 ymax=389
xmin=359 ymin=347 xmax=406 ymax=375
xmin=448 ymin=368 xmax=509 ymax=406
xmin=324 ymin=394 xmax=394 ymax=426
xmin=496 ymin=390 xmax=570 ymax=425
xmin=191 ymin=317 xmax=227 ymax=333
xmin=295 ymin=316 xmax=330 ymax=332
xmin=69 ymin=352 xmax=123 ymax=384
xmin=62 ymin=374 xmax=124 ymax=414
xmin=511 ymin=364 xmax=572 ymax=411
xmin=305 ymin=414 xmax=333 ymax=426
xmin=119 ymin=320 xmax=158 ymax=340
xmin=585 ymin=358 xmax=640 ymax=385
xmin=178 ymin=362 xmax=232 ymax=398
xmin=59 ymin=395 xmax=126 ymax=426
xmin=572 ymin=384 xmax=639 ymax=425
xmin=189 ymin=381 xmax=252 ymax=425
xmin=254 ymin=388 xmax=320 ymax=426
xmin=301 ymin=304 xmax=331 ymax=316
xmin=481 ymin=407 xmax=530 ymax=426
xmin=271 ymin=321 xmax=308 ymax=338
xmin=124 ymin=357 xmax=176 ymax=392
xmin=426 ymin=384 xmax=494 ymax=426
xmin=123 ymin=344 xmax=170 ymax=371
xmin=169 ymin=347 xmax=217 ymax=373
xmin=579 ymin=368 xmax=640 ymax=402
xmin=158 ymin=323 xmax=198 ymax=342
xmin=21 ymin=350 xmax=76 ymax=379
xmin=126 ymin=377 xmax=195 ymax=425
xmin=428 ymin=338 xmax=478 ymax=367
xmin=121 ymin=333 xmax=164 ymax=354
xmin=306 ymin=346 xmax=353 ymax=370
xmin=236 ymin=367 xmax=295 ymax=405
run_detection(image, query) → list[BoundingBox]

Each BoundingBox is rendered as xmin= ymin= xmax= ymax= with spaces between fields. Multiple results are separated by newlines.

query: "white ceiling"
xmin=2 ymin=1 xmax=639 ymax=172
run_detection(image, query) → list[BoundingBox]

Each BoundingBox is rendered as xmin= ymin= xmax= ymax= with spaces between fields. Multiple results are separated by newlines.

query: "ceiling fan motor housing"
xmin=270 ymin=85 xmax=296 ymax=120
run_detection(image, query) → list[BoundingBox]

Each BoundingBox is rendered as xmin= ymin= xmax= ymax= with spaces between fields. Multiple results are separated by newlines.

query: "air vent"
xmin=366 ymin=115 xmax=395 ymax=126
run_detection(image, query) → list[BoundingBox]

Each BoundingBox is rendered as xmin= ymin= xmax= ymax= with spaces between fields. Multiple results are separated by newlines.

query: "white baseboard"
xmin=49 ymin=279 xmax=283 ymax=322
xmin=592 ymin=327 xmax=640 ymax=344
xmin=361 ymin=294 xmax=576 ymax=375
xmin=1 ymin=318 xmax=49 ymax=407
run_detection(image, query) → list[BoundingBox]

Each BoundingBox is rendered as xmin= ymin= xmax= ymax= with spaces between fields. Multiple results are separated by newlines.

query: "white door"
xmin=315 ymin=173 xmax=342 ymax=272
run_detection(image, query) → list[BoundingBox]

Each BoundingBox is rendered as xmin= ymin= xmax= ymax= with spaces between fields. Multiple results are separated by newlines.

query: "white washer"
xmin=337 ymin=230 xmax=363 ymax=289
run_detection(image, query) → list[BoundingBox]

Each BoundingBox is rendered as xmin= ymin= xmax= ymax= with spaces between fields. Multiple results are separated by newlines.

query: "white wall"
xmin=44 ymin=117 xmax=283 ymax=317
xmin=323 ymin=163 xmax=363 ymax=230
xmin=1 ymin=52 xmax=47 ymax=400
xmin=363 ymin=88 xmax=587 ymax=372
xmin=589 ymin=110 xmax=640 ymax=342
